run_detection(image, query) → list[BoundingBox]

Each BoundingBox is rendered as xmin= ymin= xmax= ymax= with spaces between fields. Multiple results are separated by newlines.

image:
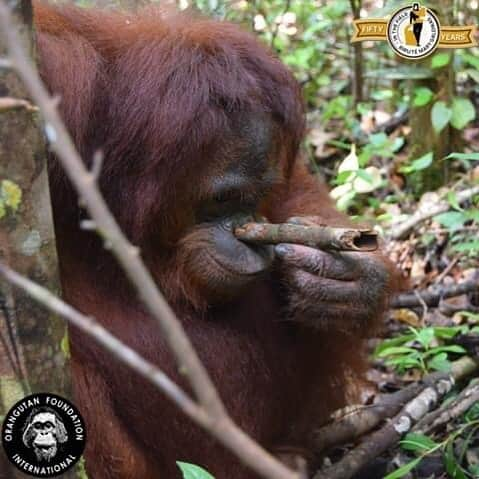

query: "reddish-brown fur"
xmin=34 ymin=3 xmax=402 ymax=478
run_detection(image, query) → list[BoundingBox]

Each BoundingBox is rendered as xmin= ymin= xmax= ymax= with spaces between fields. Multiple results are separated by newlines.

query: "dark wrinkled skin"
xmin=276 ymin=217 xmax=390 ymax=331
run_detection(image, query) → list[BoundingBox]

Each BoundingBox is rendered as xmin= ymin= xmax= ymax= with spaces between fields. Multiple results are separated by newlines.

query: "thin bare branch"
xmin=388 ymin=185 xmax=479 ymax=240
xmin=0 ymin=263 xmax=201 ymax=419
xmin=414 ymin=378 xmax=479 ymax=434
xmin=391 ymin=277 xmax=479 ymax=309
xmin=0 ymin=96 xmax=37 ymax=112
xmin=90 ymin=149 xmax=104 ymax=181
xmin=311 ymin=377 xmax=443 ymax=454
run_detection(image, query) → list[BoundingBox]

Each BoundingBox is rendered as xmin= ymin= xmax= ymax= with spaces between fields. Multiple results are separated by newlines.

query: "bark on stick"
xmin=234 ymin=222 xmax=378 ymax=252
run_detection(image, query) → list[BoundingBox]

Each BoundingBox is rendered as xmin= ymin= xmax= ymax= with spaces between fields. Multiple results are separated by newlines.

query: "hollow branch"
xmin=235 ymin=222 xmax=378 ymax=252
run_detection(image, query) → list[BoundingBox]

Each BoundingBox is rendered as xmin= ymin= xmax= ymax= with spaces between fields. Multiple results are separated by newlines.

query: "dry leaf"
xmin=391 ymin=308 xmax=421 ymax=327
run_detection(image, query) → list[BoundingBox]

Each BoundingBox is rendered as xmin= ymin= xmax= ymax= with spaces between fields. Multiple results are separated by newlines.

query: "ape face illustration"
xmin=22 ymin=409 xmax=68 ymax=462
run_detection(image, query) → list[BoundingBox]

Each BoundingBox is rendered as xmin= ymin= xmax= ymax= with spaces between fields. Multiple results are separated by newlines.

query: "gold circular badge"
xmin=387 ymin=3 xmax=440 ymax=59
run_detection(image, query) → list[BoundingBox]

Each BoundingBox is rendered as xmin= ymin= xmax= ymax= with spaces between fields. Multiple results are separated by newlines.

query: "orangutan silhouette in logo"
xmin=22 ymin=407 xmax=68 ymax=462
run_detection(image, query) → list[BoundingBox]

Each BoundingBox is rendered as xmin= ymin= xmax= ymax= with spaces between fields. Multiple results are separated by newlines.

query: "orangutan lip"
xmin=205 ymin=245 xmax=273 ymax=278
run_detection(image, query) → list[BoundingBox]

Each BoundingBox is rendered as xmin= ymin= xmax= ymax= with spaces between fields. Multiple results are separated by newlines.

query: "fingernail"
xmin=275 ymin=244 xmax=293 ymax=257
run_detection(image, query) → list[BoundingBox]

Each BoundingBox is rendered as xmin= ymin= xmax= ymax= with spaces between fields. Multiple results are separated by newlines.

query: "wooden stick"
xmin=234 ymin=222 xmax=379 ymax=252
xmin=388 ymin=185 xmax=479 ymax=240
xmin=315 ymin=357 xmax=479 ymax=479
xmin=390 ymin=278 xmax=479 ymax=308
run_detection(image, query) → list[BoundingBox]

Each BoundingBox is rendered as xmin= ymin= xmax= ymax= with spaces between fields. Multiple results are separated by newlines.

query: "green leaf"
xmin=328 ymin=140 xmax=351 ymax=150
xmin=424 ymin=345 xmax=466 ymax=357
xmin=415 ymin=327 xmax=435 ymax=348
xmin=374 ymin=334 xmax=415 ymax=357
xmin=465 ymin=401 xmax=479 ymax=422
xmin=431 ymin=52 xmax=451 ymax=69
xmin=427 ymin=352 xmax=451 ymax=372
xmin=336 ymin=190 xmax=356 ymax=211
xmin=330 ymin=183 xmax=353 ymax=200
xmin=433 ymin=326 xmax=466 ymax=339
xmin=377 ymin=346 xmax=418 ymax=358
xmin=400 ymin=433 xmax=438 ymax=453
xmin=371 ymin=89 xmax=394 ymax=101
xmin=369 ymin=132 xmax=388 ymax=147
xmin=365 ymin=66 xmax=433 ymax=80
xmin=466 ymin=209 xmax=479 ymax=222
xmin=386 ymin=356 xmax=422 ymax=368
xmin=433 ymin=211 xmax=468 ymax=230
xmin=60 ymin=331 xmax=71 ymax=359
xmin=400 ymin=152 xmax=434 ymax=174
xmin=466 ymin=68 xmax=479 ymax=84
xmin=177 ymin=462 xmax=215 ymax=479
xmin=463 ymin=52 xmax=479 ymax=69
xmin=451 ymin=97 xmax=476 ymax=130
xmin=445 ymin=152 xmax=479 ymax=161
xmin=445 ymin=441 xmax=468 ymax=479
xmin=353 ymin=166 xmax=383 ymax=193
xmin=431 ymin=101 xmax=452 ymax=133
xmin=383 ymin=457 xmax=422 ymax=479
xmin=413 ymin=87 xmax=434 ymax=107
xmin=77 ymin=457 xmax=89 ymax=479
xmin=468 ymin=464 xmax=479 ymax=476
xmin=447 ymin=191 xmax=463 ymax=211
xmin=376 ymin=213 xmax=393 ymax=222
xmin=355 ymin=169 xmax=373 ymax=183
xmin=336 ymin=170 xmax=355 ymax=184
xmin=322 ymin=95 xmax=350 ymax=121
xmin=392 ymin=137 xmax=405 ymax=152
xmin=358 ymin=149 xmax=373 ymax=166
xmin=452 ymin=240 xmax=479 ymax=253
xmin=284 ymin=45 xmax=315 ymax=68
xmin=357 ymin=102 xmax=372 ymax=116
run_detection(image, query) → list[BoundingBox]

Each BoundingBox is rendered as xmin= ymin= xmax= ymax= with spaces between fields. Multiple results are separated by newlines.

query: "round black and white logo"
xmin=387 ymin=3 xmax=440 ymax=59
xmin=2 ymin=393 xmax=86 ymax=477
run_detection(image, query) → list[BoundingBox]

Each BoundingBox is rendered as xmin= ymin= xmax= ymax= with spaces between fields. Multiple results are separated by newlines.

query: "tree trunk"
xmin=408 ymin=1 xmax=457 ymax=193
xmin=350 ymin=0 xmax=363 ymax=105
xmin=0 ymin=0 xmax=74 ymax=476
